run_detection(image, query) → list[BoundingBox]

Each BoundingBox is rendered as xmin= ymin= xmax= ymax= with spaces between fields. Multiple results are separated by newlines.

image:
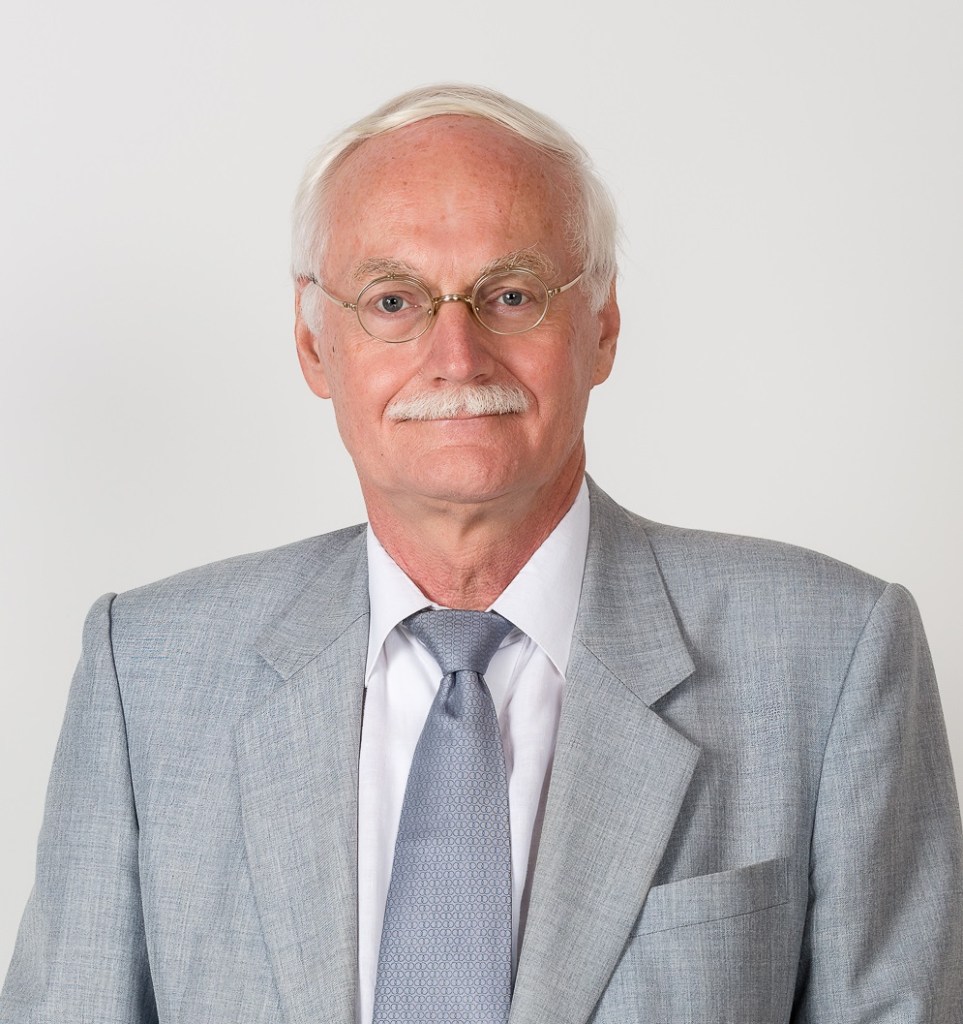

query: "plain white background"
xmin=1 ymin=0 xmax=960 ymax=972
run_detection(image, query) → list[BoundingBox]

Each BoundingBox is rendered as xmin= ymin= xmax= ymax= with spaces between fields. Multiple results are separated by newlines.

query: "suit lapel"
xmin=510 ymin=482 xmax=700 ymax=1024
xmin=236 ymin=529 xmax=368 ymax=1024
xmin=233 ymin=486 xmax=697 ymax=1024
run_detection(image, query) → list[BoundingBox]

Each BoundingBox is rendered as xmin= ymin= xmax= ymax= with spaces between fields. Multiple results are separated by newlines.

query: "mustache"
xmin=386 ymin=384 xmax=530 ymax=422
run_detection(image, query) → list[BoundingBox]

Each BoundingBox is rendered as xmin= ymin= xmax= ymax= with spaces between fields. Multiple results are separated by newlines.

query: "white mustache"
xmin=386 ymin=384 xmax=529 ymax=422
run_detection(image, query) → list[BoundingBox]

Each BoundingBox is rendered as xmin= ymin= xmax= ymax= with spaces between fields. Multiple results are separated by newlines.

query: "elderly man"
xmin=2 ymin=85 xmax=961 ymax=1023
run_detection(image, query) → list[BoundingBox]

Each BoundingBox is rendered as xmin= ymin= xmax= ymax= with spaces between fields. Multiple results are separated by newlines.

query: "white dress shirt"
xmin=357 ymin=480 xmax=590 ymax=1024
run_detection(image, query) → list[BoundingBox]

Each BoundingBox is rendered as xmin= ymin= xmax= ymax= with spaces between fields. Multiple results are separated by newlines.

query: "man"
xmin=2 ymin=84 xmax=960 ymax=1023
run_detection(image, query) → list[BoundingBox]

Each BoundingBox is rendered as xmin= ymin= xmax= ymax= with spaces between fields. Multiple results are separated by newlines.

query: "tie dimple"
xmin=404 ymin=607 xmax=513 ymax=675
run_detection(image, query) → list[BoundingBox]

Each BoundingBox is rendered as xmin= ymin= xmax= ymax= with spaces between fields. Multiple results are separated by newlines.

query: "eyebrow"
xmin=352 ymin=257 xmax=421 ymax=281
xmin=350 ymin=247 xmax=560 ymax=285
xmin=477 ymin=247 xmax=559 ymax=279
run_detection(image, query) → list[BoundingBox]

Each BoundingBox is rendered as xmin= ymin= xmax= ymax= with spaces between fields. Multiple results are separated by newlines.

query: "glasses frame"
xmin=306 ymin=267 xmax=584 ymax=344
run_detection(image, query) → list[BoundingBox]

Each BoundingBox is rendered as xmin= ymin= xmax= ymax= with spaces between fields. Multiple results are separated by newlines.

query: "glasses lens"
xmin=472 ymin=270 xmax=549 ymax=335
xmin=356 ymin=277 xmax=433 ymax=343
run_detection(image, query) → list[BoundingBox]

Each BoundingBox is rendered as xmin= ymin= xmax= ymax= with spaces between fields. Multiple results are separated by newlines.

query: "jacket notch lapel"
xmin=237 ymin=531 xmax=368 ymax=1024
xmin=509 ymin=644 xmax=698 ymax=1024
xmin=509 ymin=481 xmax=700 ymax=1024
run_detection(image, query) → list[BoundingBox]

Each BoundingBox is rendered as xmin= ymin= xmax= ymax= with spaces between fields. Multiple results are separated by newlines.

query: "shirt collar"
xmin=365 ymin=531 xmax=433 ymax=683
xmin=489 ymin=479 xmax=589 ymax=677
xmin=365 ymin=478 xmax=590 ymax=681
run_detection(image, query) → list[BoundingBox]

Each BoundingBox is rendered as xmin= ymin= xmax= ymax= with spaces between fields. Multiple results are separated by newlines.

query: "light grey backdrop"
xmin=2 ymin=0 xmax=960 ymax=971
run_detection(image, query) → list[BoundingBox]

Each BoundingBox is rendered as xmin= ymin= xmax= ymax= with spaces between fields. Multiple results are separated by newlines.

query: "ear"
xmin=294 ymin=280 xmax=332 ymax=399
xmin=591 ymin=279 xmax=620 ymax=386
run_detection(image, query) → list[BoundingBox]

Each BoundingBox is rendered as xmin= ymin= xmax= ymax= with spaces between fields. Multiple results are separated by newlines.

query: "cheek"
xmin=517 ymin=337 xmax=598 ymax=416
xmin=325 ymin=345 xmax=414 ymax=431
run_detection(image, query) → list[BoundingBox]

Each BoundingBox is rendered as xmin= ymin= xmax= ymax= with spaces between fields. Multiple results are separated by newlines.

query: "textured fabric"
xmin=373 ymin=610 xmax=515 ymax=1024
xmin=358 ymin=484 xmax=587 ymax=1024
xmin=1 ymin=480 xmax=961 ymax=1024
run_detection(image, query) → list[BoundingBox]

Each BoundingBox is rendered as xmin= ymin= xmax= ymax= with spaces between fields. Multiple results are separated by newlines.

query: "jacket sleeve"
xmin=0 ymin=594 xmax=158 ymax=1023
xmin=793 ymin=582 xmax=963 ymax=1021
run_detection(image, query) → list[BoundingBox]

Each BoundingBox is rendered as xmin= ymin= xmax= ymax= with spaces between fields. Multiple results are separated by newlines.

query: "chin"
xmin=404 ymin=458 xmax=532 ymax=508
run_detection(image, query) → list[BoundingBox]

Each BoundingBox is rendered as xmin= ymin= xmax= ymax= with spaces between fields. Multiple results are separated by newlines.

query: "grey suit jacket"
xmin=3 ymin=482 xmax=962 ymax=1023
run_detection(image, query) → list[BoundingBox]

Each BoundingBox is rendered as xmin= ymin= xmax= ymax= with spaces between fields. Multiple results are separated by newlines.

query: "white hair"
xmin=386 ymin=383 xmax=529 ymax=422
xmin=292 ymin=83 xmax=619 ymax=330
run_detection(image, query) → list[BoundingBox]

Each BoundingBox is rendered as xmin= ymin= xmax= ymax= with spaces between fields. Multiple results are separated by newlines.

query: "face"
xmin=295 ymin=116 xmax=619 ymax=520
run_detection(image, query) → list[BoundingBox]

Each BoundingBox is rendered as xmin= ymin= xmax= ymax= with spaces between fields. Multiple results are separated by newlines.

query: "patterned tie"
xmin=372 ymin=608 xmax=515 ymax=1024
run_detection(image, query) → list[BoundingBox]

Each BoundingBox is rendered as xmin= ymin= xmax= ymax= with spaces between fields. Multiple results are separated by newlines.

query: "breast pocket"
xmin=632 ymin=855 xmax=791 ymax=936
xmin=591 ymin=857 xmax=799 ymax=1024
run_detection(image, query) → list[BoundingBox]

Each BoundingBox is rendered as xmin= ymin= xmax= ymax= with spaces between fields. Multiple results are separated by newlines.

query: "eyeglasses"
xmin=306 ymin=268 xmax=584 ymax=344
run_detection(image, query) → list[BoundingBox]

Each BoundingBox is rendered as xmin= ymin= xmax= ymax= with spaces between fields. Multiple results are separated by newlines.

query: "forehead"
xmin=323 ymin=116 xmax=575 ymax=278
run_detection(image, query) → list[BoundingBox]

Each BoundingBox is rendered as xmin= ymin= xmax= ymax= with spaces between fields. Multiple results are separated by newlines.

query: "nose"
xmin=419 ymin=294 xmax=494 ymax=385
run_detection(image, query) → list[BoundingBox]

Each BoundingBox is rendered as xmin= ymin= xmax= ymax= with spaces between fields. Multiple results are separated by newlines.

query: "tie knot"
xmin=403 ymin=608 xmax=514 ymax=676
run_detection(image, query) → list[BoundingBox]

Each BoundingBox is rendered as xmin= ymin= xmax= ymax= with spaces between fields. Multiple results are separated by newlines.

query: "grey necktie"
xmin=372 ymin=608 xmax=515 ymax=1024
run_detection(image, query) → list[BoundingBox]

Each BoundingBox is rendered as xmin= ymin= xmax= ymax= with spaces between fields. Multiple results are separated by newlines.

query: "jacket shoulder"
xmin=116 ymin=525 xmax=362 ymax=606
xmin=642 ymin=515 xmax=886 ymax=597
xmin=630 ymin=513 xmax=893 ymax=654
xmin=588 ymin=490 xmax=891 ymax=659
xmin=590 ymin=482 xmax=888 ymax=608
xmin=105 ymin=525 xmax=366 ymax=668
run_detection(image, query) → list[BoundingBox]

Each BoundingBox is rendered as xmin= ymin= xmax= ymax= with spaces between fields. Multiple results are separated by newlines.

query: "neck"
xmin=365 ymin=459 xmax=585 ymax=611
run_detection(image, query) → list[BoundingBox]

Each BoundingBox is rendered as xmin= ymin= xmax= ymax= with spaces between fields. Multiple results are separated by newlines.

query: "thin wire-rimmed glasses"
xmin=306 ymin=268 xmax=584 ymax=344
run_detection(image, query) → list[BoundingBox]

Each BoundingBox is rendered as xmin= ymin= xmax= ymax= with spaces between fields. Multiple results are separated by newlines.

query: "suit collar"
xmin=577 ymin=477 xmax=695 ymax=704
xmin=250 ymin=479 xmax=692 ymax=693
xmin=253 ymin=524 xmax=368 ymax=678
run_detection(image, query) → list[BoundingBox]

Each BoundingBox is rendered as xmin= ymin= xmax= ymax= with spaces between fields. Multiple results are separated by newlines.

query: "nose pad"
xmin=431 ymin=292 xmax=486 ymax=336
xmin=435 ymin=293 xmax=477 ymax=318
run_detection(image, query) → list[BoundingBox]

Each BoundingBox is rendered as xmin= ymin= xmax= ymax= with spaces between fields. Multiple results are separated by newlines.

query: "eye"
xmin=359 ymin=279 xmax=430 ymax=318
xmin=470 ymin=269 xmax=550 ymax=334
xmin=475 ymin=277 xmax=540 ymax=311
xmin=355 ymin=277 xmax=433 ymax=341
xmin=376 ymin=294 xmax=408 ymax=314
